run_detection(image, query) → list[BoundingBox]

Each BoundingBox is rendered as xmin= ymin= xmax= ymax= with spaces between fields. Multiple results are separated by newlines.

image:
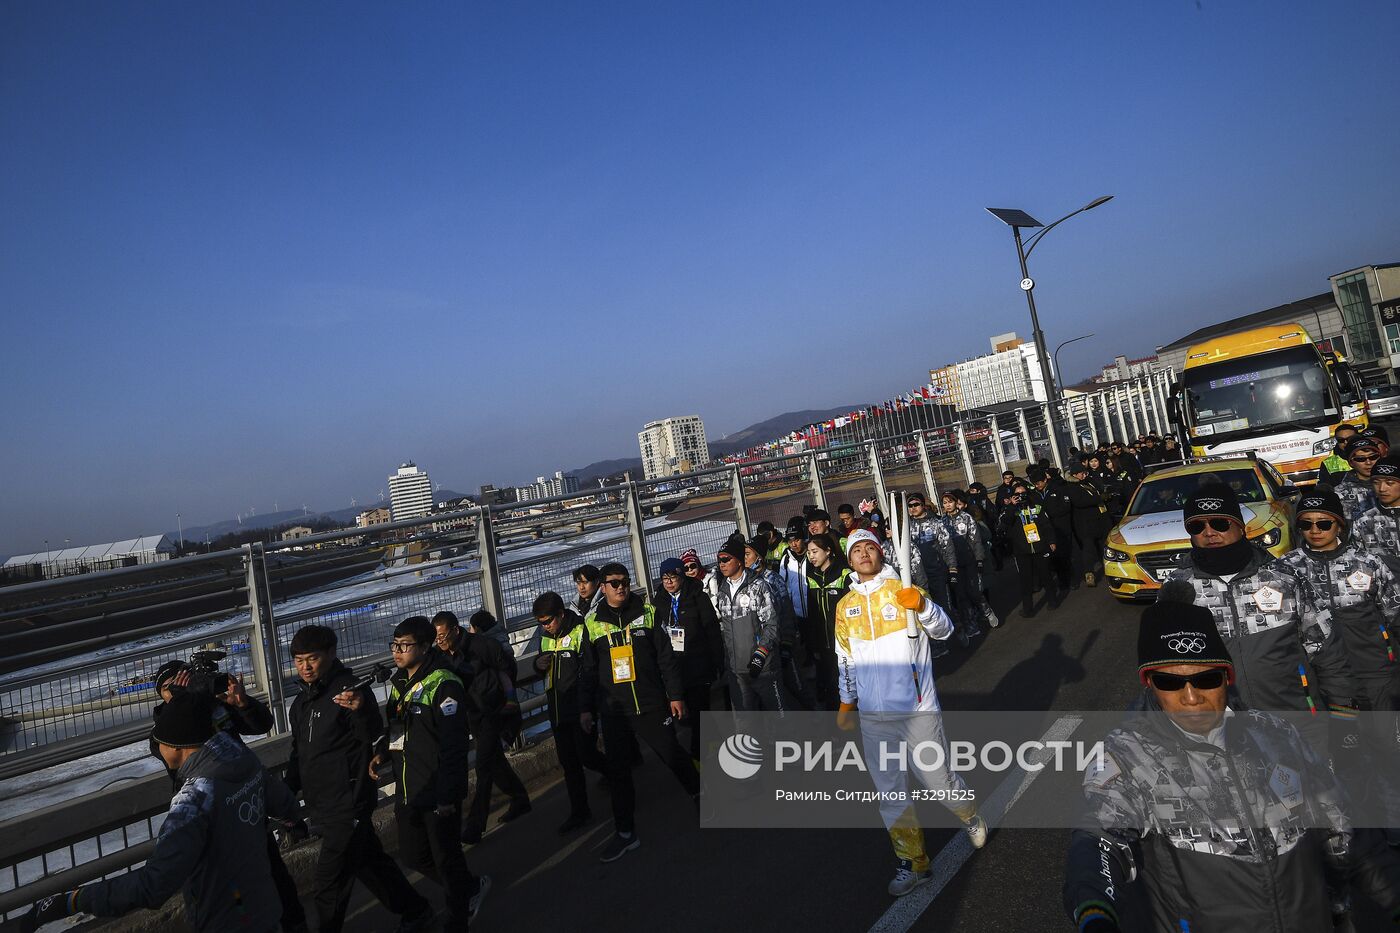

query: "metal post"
xmin=1113 ymin=385 xmax=1130 ymax=441
xmin=1124 ymin=382 xmax=1141 ymax=437
xmin=1087 ymin=394 xmax=1100 ymax=449
xmin=990 ymin=415 xmax=1008 ymax=472
xmin=1012 ymin=226 xmax=1060 ymax=411
xmin=806 ymin=450 xmax=828 ymax=513
xmin=729 ymin=465 xmax=751 ymax=538
xmin=1016 ymin=406 xmax=1036 ymax=467
xmin=915 ymin=430 xmax=940 ymax=501
xmin=475 ymin=507 xmax=506 ymax=622
xmin=243 ymin=543 xmax=287 ymax=733
xmin=1041 ymin=403 xmax=1063 ymax=469
xmin=955 ymin=422 xmax=976 ymax=486
xmin=1140 ymin=379 xmax=1160 ymax=434
xmin=621 ymin=482 xmax=655 ymax=599
xmin=867 ymin=441 xmax=889 ymax=506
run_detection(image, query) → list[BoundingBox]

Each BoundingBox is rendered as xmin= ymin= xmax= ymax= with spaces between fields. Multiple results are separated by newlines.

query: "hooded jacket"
xmin=805 ymin=560 xmax=854 ymax=651
xmin=285 ymin=660 xmax=381 ymax=822
xmin=1063 ymin=702 xmax=1400 ymax=933
xmin=650 ymin=576 xmax=724 ymax=690
xmin=777 ymin=548 xmax=811 ymax=620
xmin=1160 ymin=546 xmax=1350 ymax=716
xmin=833 ymin=565 xmax=954 ymax=712
xmin=1278 ymin=540 xmax=1400 ymax=687
xmin=578 ymin=593 xmax=685 ymax=716
xmin=710 ymin=568 xmax=780 ymax=678
xmin=381 ymin=650 xmax=469 ymax=809
xmin=77 ymin=731 xmax=298 ymax=933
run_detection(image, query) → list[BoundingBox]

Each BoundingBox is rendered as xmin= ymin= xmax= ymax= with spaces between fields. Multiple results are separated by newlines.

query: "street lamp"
xmin=1053 ymin=333 xmax=1096 ymax=398
xmin=985 ymin=195 xmax=1114 ymax=408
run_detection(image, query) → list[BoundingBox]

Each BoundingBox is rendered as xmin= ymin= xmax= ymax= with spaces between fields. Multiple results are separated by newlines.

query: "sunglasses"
xmin=604 ymin=579 xmax=629 ymax=588
xmin=1351 ymin=454 xmax=1380 ymax=464
xmin=1149 ymin=670 xmax=1227 ymax=692
xmin=717 ymin=555 xmax=738 ymax=564
xmin=1185 ymin=518 xmax=1235 ymax=535
xmin=1296 ymin=518 xmax=1337 ymax=531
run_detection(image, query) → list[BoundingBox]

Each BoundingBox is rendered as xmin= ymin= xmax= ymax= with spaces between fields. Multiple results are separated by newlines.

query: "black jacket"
xmin=380 ymin=650 xmax=469 ymax=809
xmin=578 ymin=593 xmax=685 ymax=717
xmin=997 ymin=491 xmax=1055 ymax=556
xmin=1065 ymin=479 xmax=1112 ymax=541
xmin=285 ymin=660 xmax=382 ymax=822
xmin=536 ymin=610 xmax=588 ymax=725
xmin=651 ymin=577 xmax=723 ymax=690
xmin=1039 ymin=478 xmax=1075 ymax=545
xmin=440 ymin=631 xmax=508 ymax=716
xmin=805 ymin=561 xmax=854 ymax=651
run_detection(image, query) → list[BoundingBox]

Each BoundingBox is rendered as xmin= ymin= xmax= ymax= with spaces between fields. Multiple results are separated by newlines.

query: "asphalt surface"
xmin=334 ymin=566 xmax=1395 ymax=932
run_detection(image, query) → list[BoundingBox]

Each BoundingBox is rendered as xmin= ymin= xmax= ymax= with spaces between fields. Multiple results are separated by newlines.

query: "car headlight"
xmin=1251 ymin=527 xmax=1282 ymax=548
xmin=1104 ymin=546 xmax=1131 ymax=562
xmin=1313 ymin=438 xmax=1334 ymax=455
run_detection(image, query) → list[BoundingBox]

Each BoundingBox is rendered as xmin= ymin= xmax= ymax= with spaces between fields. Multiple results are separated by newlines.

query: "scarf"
xmin=1191 ymin=536 xmax=1253 ymax=577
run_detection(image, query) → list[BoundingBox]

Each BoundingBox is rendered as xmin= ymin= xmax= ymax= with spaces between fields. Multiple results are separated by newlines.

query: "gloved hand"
xmin=836 ymin=702 xmax=858 ymax=732
xmin=277 ymin=819 xmax=310 ymax=848
xmin=21 ymin=892 xmax=81 ymax=933
xmin=895 ymin=587 xmax=924 ymax=611
xmin=747 ymin=647 xmax=770 ymax=678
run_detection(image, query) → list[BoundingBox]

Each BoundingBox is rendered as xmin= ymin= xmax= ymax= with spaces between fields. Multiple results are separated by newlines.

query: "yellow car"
xmin=1102 ymin=455 xmax=1298 ymax=601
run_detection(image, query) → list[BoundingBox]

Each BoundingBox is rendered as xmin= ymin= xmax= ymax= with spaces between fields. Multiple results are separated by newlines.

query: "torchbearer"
xmin=833 ymin=498 xmax=986 ymax=899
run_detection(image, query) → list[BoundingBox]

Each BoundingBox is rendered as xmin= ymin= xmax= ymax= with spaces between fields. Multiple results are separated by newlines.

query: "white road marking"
xmin=867 ymin=715 xmax=1083 ymax=933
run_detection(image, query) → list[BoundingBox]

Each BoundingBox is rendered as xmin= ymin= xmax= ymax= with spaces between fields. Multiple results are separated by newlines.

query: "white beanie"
xmin=843 ymin=529 xmax=881 ymax=556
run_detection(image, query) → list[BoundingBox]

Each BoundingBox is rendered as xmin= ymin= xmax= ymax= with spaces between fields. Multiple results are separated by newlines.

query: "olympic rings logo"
xmin=1195 ymin=498 xmax=1222 ymax=511
xmin=1167 ymin=636 xmax=1206 ymax=654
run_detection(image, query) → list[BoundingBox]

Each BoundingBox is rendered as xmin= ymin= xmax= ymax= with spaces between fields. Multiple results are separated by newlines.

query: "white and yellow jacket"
xmin=833 ymin=566 xmax=954 ymax=713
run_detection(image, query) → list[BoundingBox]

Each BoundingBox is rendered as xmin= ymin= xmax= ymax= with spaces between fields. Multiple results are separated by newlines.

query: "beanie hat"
xmin=1137 ymin=602 xmax=1234 ymax=684
xmin=1183 ymin=483 xmax=1244 ymax=526
xmin=746 ymin=536 xmax=768 ymax=558
xmin=1343 ymin=436 xmax=1382 ymax=458
xmin=154 ymin=659 xmax=189 ymax=695
xmin=469 ymin=609 xmax=497 ymax=633
xmin=843 ymin=529 xmax=882 ymax=556
xmin=1372 ymin=454 xmax=1400 ymax=480
xmin=152 ymin=692 xmax=218 ymax=748
xmin=718 ymin=534 xmax=747 ymax=560
xmin=1296 ymin=487 xmax=1346 ymax=524
xmin=658 ymin=557 xmax=685 ymax=577
xmin=1362 ymin=425 xmax=1390 ymax=445
xmin=785 ymin=518 xmax=808 ymax=540
xmin=680 ymin=548 xmax=701 ymax=566
xmin=807 ymin=508 xmax=831 ymax=523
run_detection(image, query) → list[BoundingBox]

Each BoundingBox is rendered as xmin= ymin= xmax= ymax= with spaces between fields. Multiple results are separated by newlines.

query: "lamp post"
xmin=1053 ymin=333 xmax=1096 ymax=398
xmin=176 ymin=513 xmax=183 ymax=551
xmin=986 ymin=196 xmax=1114 ymax=409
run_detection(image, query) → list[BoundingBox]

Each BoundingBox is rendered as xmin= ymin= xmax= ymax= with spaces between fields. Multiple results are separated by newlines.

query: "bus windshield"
xmin=1183 ymin=345 xmax=1337 ymax=443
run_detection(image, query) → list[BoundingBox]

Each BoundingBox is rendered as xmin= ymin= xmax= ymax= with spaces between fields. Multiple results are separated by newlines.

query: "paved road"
xmin=336 ymin=569 xmax=1393 ymax=931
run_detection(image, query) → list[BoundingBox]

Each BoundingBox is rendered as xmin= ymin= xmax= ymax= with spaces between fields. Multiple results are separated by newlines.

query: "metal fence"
xmin=0 ymin=371 xmax=1173 ymax=915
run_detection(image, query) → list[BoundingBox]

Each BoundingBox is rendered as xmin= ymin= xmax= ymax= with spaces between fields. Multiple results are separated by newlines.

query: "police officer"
xmin=533 ymin=591 xmax=606 ymax=834
xmin=998 ymin=479 xmax=1061 ymax=617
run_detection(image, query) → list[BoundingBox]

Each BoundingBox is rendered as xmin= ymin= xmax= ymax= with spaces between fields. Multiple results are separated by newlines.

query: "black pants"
xmin=800 ymin=618 xmax=839 ymax=711
xmin=1014 ymin=551 xmax=1058 ymax=611
xmin=554 ymin=718 xmax=607 ymax=818
xmin=464 ymin=712 xmax=530 ymax=836
xmin=673 ymin=684 xmax=712 ymax=763
xmin=1049 ymin=538 xmax=1073 ymax=589
xmin=268 ymin=832 xmax=306 ymax=929
xmin=312 ymin=815 xmax=427 ymax=932
xmin=395 ymin=802 xmax=476 ymax=931
xmin=601 ymin=710 xmax=700 ymax=835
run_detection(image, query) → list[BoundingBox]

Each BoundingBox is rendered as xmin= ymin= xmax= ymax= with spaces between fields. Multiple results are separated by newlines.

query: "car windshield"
xmin=1183 ymin=345 xmax=1337 ymax=442
xmin=1366 ymin=385 xmax=1400 ymax=399
xmin=1127 ymin=468 xmax=1266 ymax=516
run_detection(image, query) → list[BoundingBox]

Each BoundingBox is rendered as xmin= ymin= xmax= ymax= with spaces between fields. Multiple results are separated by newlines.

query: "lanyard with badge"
xmin=668 ymin=594 xmax=685 ymax=652
xmin=610 ymin=628 xmax=637 ymax=684
xmin=1020 ymin=507 xmax=1041 ymax=543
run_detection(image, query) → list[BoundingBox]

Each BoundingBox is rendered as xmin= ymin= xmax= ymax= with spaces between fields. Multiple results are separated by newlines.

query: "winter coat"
xmin=777 ymin=549 xmax=811 ymax=620
xmin=536 ymin=610 xmax=588 ymax=726
xmin=1278 ymin=541 xmax=1400 ymax=688
xmin=78 ymin=731 xmax=298 ymax=933
xmin=711 ymin=568 xmax=780 ymax=676
xmin=1353 ymin=504 xmax=1400 ymax=572
xmin=1039 ymin=479 xmax=1075 ymax=546
xmin=908 ymin=514 xmax=956 ymax=573
xmin=285 ymin=660 xmax=381 ymax=822
xmin=1331 ymin=472 xmax=1377 ymax=522
xmin=805 ymin=561 xmax=854 ymax=652
xmin=650 ymin=577 xmax=724 ymax=690
xmin=1063 ymin=701 xmax=1400 ymax=933
xmin=880 ymin=537 xmax=928 ymax=590
xmin=833 ymin=565 xmax=954 ymax=712
xmin=1160 ymin=546 xmax=1351 ymax=716
xmin=944 ymin=511 xmax=984 ymax=566
xmin=578 ymin=593 xmax=685 ymax=717
xmin=997 ymin=491 xmax=1055 ymax=556
xmin=1066 ymin=478 xmax=1112 ymax=541
xmin=382 ymin=650 xmax=469 ymax=809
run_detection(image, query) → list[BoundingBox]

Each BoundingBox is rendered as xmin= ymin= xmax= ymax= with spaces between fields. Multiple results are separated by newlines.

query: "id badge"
xmin=1024 ymin=521 xmax=1041 ymax=543
xmin=668 ymin=626 xmax=686 ymax=652
xmin=610 ymin=644 xmax=636 ymax=683
xmin=1097 ymin=504 xmax=1107 ymax=514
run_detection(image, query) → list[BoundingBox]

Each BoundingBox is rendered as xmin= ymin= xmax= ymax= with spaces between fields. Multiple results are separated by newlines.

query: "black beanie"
xmin=152 ymin=692 xmax=218 ymax=749
xmin=1183 ymin=483 xmax=1244 ymax=526
xmin=746 ymin=536 xmax=768 ymax=558
xmin=719 ymin=534 xmax=747 ymax=560
xmin=1137 ymin=602 xmax=1234 ymax=684
xmin=154 ymin=660 xmax=189 ymax=695
xmin=1297 ymin=488 xmax=1346 ymax=524
xmin=469 ymin=610 xmax=497 ymax=633
xmin=1372 ymin=454 xmax=1400 ymax=480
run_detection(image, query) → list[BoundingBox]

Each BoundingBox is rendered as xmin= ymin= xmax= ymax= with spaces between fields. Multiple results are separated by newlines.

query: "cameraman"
xmin=285 ymin=625 xmax=432 ymax=933
xmin=151 ymin=656 xmax=306 ymax=933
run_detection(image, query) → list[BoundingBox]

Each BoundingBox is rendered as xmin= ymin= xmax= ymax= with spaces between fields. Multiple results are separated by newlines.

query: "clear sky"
xmin=4 ymin=0 xmax=1399 ymax=554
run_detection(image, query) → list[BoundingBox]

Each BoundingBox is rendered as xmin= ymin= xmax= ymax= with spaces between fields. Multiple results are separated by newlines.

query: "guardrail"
xmin=0 ymin=373 xmax=1172 ymax=916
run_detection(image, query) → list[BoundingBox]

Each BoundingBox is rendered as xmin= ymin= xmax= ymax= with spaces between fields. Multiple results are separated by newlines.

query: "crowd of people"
xmin=24 ymin=426 xmax=1400 ymax=931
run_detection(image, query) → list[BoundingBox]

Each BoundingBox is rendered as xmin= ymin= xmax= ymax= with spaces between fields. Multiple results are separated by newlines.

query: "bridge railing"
xmin=0 ymin=373 xmax=1174 ymax=917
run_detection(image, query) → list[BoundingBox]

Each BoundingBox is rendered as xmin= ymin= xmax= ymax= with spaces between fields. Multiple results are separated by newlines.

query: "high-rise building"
xmin=638 ymin=416 xmax=710 ymax=480
xmin=928 ymin=333 xmax=1049 ymax=412
xmin=387 ymin=462 xmax=433 ymax=521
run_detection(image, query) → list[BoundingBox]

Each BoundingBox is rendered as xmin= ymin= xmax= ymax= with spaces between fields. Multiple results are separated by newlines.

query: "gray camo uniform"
xmin=1331 ymin=472 xmax=1377 ymax=522
xmin=908 ymin=514 xmax=956 ymax=572
xmin=1353 ymin=504 xmax=1400 ymax=573
xmin=1160 ymin=546 xmax=1348 ymax=749
xmin=711 ymin=568 xmax=781 ymax=711
xmin=879 ymin=537 xmax=928 ymax=591
xmin=1062 ymin=702 xmax=1400 ymax=932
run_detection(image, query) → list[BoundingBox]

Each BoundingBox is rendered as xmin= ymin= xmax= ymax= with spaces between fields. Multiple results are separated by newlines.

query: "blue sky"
xmin=3 ymin=0 xmax=1399 ymax=553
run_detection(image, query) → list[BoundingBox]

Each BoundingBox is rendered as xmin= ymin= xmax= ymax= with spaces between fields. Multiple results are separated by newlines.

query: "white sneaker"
xmin=887 ymin=858 xmax=932 ymax=896
xmin=984 ymin=607 xmax=1001 ymax=629
xmin=964 ymin=814 xmax=988 ymax=849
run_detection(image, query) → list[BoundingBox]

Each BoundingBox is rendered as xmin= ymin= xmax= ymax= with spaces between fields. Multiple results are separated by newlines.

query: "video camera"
xmin=161 ymin=649 xmax=231 ymax=698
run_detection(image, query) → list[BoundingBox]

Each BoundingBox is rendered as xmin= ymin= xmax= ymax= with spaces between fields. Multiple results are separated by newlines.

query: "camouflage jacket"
xmin=908 ymin=514 xmax=956 ymax=571
xmin=1278 ymin=541 xmax=1400 ymax=684
xmin=1331 ymin=472 xmax=1376 ymax=523
xmin=1352 ymin=504 xmax=1400 ymax=570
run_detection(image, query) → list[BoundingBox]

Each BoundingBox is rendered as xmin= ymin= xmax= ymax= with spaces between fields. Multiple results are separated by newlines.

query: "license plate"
xmin=1154 ymin=569 xmax=1174 ymax=582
